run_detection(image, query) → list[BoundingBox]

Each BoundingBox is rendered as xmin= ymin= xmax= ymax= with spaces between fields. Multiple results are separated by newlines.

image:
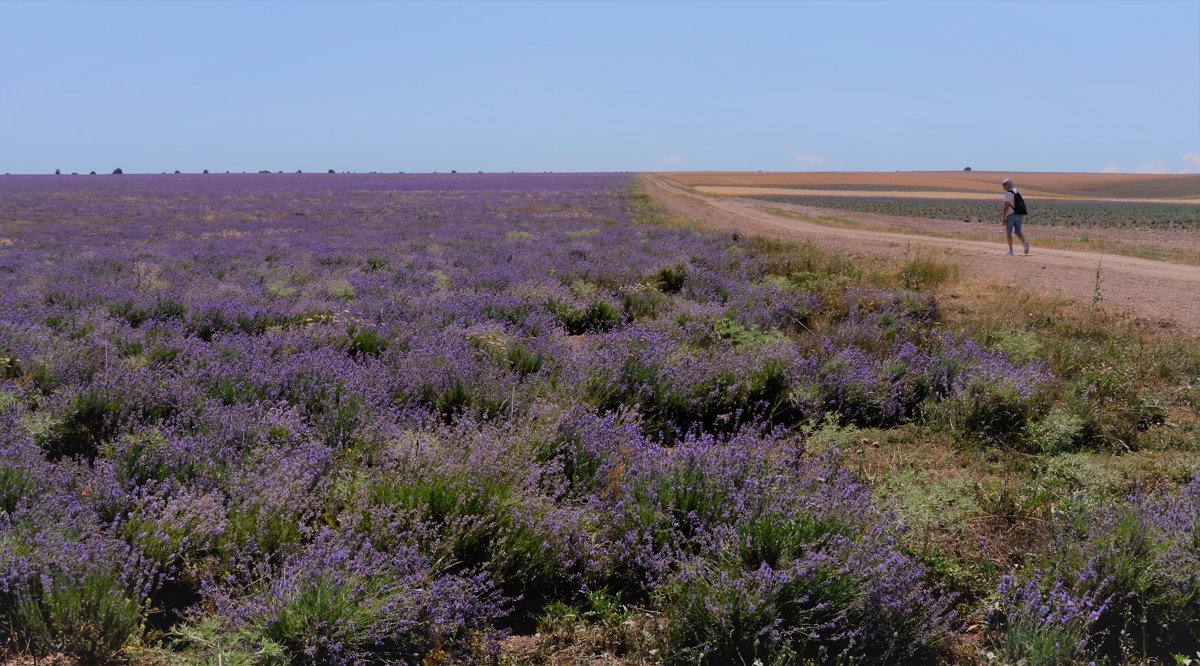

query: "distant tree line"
xmin=46 ymin=168 xmax=377 ymax=175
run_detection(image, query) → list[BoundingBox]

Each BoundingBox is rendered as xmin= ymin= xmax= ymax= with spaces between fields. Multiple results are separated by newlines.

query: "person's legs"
xmin=1012 ymin=215 xmax=1029 ymax=254
xmin=1004 ymin=215 xmax=1016 ymax=255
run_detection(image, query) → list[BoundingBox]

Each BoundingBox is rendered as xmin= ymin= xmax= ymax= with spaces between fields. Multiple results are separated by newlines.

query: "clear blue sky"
xmin=2 ymin=0 xmax=1198 ymax=174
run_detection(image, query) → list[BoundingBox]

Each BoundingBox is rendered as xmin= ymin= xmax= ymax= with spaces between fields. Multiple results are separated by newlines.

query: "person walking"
xmin=1002 ymin=178 xmax=1029 ymax=256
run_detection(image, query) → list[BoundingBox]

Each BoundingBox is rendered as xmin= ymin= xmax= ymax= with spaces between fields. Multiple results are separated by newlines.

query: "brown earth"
xmin=662 ymin=170 xmax=1200 ymax=202
xmin=645 ymin=174 xmax=1200 ymax=334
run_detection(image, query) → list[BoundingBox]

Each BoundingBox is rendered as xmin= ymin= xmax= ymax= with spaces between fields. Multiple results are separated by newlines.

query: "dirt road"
xmin=645 ymin=175 xmax=1200 ymax=334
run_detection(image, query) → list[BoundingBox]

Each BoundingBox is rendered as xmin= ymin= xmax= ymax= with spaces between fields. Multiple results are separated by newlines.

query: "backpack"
xmin=1011 ymin=189 xmax=1028 ymax=215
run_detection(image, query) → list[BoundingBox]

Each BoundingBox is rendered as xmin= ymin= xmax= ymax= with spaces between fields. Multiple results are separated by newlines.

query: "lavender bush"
xmin=651 ymin=448 xmax=959 ymax=664
xmin=196 ymin=528 xmax=505 ymax=665
xmin=989 ymin=474 xmax=1200 ymax=663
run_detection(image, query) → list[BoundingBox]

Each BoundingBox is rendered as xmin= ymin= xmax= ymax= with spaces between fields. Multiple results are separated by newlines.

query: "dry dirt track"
xmin=645 ymin=175 xmax=1200 ymax=334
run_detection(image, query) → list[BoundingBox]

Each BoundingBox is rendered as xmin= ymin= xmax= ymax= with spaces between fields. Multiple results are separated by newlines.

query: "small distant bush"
xmin=959 ymin=384 xmax=1024 ymax=445
xmin=36 ymin=391 xmax=125 ymax=462
xmin=621 ymin=284 xmax=670 ymax=320
xmin=898 ymin=252 xmax=959 ymax=289
xmin=326 ymin=278 xmax=355 ymax=300
xmin=1028 ymin=407 xmax=1087 ymax=454
xmin=548 ymin=299 xmax=623 ymax=334
xmin=185 ymin=309 xmax=234 ymax=341
xmin=1057 ymin=362 xmax=1168 ymax=452
xmin=992 ymin=327 xmax=1043 ymax=365
xmin=506 ymin=343 xmax=544 ymax=376
xmin=653 ymin=264 xmax=688 ymax=293
xmin=0 ymin=466 xmax=33 ymax=515
xmin=112 ymin=168 xmax=123 ymax=175
xmin=950 ymin=379 xmax=1046 ymax=448
xmin=343 ymin=325 xmax=388 ymax=359
xmin=0 ymin=352 xmax=20 ymax=381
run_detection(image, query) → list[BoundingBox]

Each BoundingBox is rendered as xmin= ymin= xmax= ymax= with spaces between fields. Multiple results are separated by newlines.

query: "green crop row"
xmin=756 ymin=195 xmax=1200 ymax=230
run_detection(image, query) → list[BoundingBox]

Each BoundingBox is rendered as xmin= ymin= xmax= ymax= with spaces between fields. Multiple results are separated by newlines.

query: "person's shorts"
xmin=1005 ymin=213 xmax=1025 ymax=235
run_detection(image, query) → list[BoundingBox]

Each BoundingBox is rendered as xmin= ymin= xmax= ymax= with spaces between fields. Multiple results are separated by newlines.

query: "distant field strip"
xmin=753 ymin=194 xmax=1200 ymax=230
xmin=699 ymin=186 xmax=998 ymax=200
xmin=662 ymin=170 xmax=1200 ymax=202
xmin=698 ymin=186 xmax=1200 ymax=205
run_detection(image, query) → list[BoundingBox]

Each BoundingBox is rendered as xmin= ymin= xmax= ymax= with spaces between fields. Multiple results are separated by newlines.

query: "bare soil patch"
xmin=645 ymin=175 xmax=1200 ymax=334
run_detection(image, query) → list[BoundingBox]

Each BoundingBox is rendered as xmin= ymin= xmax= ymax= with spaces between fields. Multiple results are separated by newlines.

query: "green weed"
xmin=14 ymin=571 xmax=146 ymax=665
xmin=898 ymin=249 xmax=960 ymax=289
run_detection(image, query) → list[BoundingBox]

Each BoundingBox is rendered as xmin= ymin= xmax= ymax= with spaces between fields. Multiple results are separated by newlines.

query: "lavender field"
xmin=1 ymin=174 xmax=1198 ymax=664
